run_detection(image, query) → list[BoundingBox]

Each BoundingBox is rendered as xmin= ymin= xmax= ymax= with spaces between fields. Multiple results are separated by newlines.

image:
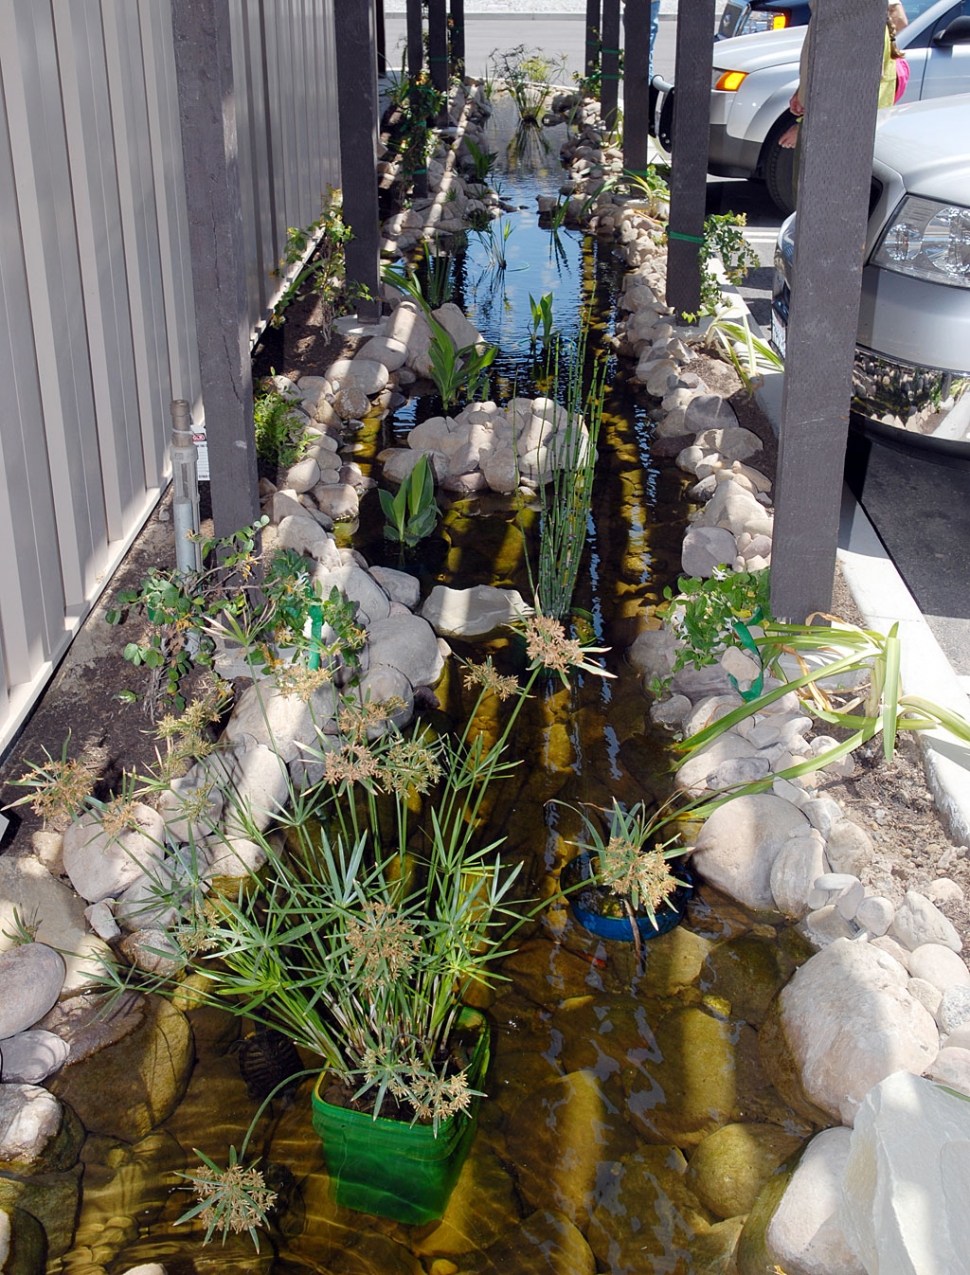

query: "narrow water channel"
xmin=56 ymin=95 xmax=818 ymax=1275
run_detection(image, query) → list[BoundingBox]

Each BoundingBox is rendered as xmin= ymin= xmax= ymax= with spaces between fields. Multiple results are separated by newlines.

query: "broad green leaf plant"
xmin=379 ymin=453 xmax=440 ymax=549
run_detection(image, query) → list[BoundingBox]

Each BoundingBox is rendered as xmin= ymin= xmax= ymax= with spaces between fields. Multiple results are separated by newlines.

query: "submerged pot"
xmin=561 ymin=851 xmax=693 ymax=942
xmin=310 ymin=1008 xmax=490 ymax=1224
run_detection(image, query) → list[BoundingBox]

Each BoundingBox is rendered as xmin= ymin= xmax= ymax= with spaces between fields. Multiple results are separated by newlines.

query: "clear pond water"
xmin=52 ymin=96 xmax=820 ymax=1275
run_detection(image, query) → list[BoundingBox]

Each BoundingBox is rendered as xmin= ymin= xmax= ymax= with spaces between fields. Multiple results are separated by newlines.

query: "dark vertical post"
xmin=770 ymin=0 xmax=886 ymax=621
xmin=428 ymin=0 xmax=448 ymax=126
xmin=171 ymin=0 xmax=259 ymax=539
xmin=376 ymin=0 xmax=387 ymax=75
xmin=428 ymin=0 xmax=448 ymax=94
xmin=336 ymin=0 xmax=381 ymax=322
xmin=585 ymin=0 xmax=601 ymax=78
xmin=406 ymin=0 xmax=423 ymax=79
xmin=623 ymin=0 xmax=651 ymax=180
xmin=450 ymin=0 xmax=465 ymax=78
xmin=665 ymin=0 xmax=715 ymax=318
xmin=600 ymin=0 xmax=621 ymax=131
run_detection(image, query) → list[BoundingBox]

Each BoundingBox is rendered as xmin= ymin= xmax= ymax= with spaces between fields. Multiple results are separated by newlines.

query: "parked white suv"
xmin=702 ymin=0 xmax=970 ymax=212
xmin=772 ymin=95 xmax=970 ymax=453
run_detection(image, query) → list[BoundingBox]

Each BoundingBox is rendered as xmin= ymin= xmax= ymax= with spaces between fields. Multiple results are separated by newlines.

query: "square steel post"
xmin=585 ymin=0 xmax=601 ymax=78
xmin=600 ymin=0 xmax=621 ymax=132
xmin=665 ymin=0 xmax=715 ymax=319
xmin=623 ymin=0 xmax=651 ymax=181
xmin=406 ymin=0 xmax=423 ymax=79
xmin=376 ymin=0 xmax=387 ymax=75
xmin=171 ymin=0 xmax=260 ymax=539
xmin=336 ymin=0 xmax=381 ymax=322
xmin=770 ymin=0 xmax=886 ymax=621
xmin=450 ymin=0 xmax=465 ymax=78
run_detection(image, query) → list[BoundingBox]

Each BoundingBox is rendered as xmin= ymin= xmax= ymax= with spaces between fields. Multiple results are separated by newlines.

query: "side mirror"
xmin=933 ymin=14 xmax=970 ymax=45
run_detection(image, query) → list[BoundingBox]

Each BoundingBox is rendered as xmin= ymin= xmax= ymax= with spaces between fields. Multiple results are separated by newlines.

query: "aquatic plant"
xmin=379 ymin=453 xmax=440 ymax=549
xmin=487 ymin=44 xmax=566 ymax=122
xmin=674 ymin=615 xmax=970 ymax=792
xmin=82 ymin=616 xmax=614 ymax=1252
xmin=702 ymin=313 xmax=783 ymax=393
xmin=427 ymin=316 xmax=498 ymax=409
xmin=464 ymin=136 xmax=498 ymax=184
xmin=530 ymin=319 xmax=607 ymax=621
xmin=528 ymin=292 xmax=555 ymax=350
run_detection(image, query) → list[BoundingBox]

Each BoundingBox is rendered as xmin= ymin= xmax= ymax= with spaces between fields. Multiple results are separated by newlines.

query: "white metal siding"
xmin=0 ymin=0 xmax=340 ymax=754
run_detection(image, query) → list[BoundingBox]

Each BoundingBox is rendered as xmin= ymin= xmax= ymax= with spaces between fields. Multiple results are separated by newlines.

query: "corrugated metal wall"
xmin=0 ymin=0 xmax=340 ymax=753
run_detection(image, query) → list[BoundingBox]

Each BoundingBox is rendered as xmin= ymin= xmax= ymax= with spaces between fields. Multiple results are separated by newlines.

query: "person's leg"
xmin=649 ymin=0 xmax=661 ymax=80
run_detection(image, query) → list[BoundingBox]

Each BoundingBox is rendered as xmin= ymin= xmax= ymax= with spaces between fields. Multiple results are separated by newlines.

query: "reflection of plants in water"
xmin=507 ymin=120 xmax=552 ymax=168
xmin=487 ymin=44 xmax=567 ymax=122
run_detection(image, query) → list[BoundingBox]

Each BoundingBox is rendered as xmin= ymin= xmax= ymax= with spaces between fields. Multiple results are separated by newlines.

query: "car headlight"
xmin=712 ymin=69 xmax=748 ymax=91
xmin=743 ymin=9 xmax=790 ymax=32
xmin=872 ymin=195 xmax=970 ymax=289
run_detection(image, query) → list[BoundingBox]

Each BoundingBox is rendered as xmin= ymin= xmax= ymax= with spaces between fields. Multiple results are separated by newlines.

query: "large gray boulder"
xmin=62 ymin=805 xmax=166 ymax=904
xmin=0 ymin=946 xmax=65 ymax=1041
xmin=421 ymin=585 xmax=531 ymax=638
xmin=366 ymin=615 xmax=445 ymax=688
xmin=764 ymin=937 xmax=940 ymax=1126
xmin=891 ymin=890 xmax=963 ymax=953
xmin=691 ymin=794 xmax=811 ymax=912
xmin=313 ymin=562 xmax=390 ymax=625
xmin=0 ymin=855 xmax=110 ymax=995
xmin=841 ymin=1071 xmax=970 ymax=1275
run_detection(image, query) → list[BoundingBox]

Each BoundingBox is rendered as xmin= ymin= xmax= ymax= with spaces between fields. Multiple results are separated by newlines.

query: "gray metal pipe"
xmin=170 ymin=399 xmax=203 ymax=573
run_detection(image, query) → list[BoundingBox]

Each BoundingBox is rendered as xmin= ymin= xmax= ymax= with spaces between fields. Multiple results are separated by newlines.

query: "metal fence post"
xmin=622 ymin=0 xmax=651 ymax=182
xmin=171 ymin=0 xmax=260 ymax=539
xmin=770 ymin=0 xmax=886 ymax=621
xmin=665 ymin=0 xmax=715 ymax=319
xmin=336 ymin=0 xmax=381 ymax=322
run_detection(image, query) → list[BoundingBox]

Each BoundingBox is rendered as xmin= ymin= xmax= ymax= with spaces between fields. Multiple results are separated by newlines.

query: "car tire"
xmin=762 ymin=115 xmax=798 ymax=216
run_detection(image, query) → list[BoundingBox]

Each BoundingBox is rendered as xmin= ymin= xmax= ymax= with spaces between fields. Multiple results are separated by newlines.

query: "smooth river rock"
xmin=766 ymin=1127 xmax=864 ymax=1275
xmin=0 ymin=945 xmax=65 ymax=1041
xmin=62 ymin=805 xmax=166 ymax=904
xmin=691 ymin=794 xmax=811 ymax=912
xmin=421 ymin=584 xmax=531 ymax=638
xmin=760 ymin=937 xmax=940 ymax=1126
xmin=687 ymin=1122 xmax=804 ymax=1220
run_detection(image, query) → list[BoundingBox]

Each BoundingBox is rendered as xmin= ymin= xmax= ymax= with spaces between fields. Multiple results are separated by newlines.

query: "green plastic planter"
xmin=310 ymin=1009 xmax=489 ymax=1224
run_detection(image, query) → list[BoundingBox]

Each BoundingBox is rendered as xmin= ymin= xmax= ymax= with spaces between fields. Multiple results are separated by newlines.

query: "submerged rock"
xmin=687 ymin=1122 xmax=804 ymax=1220
xmin=50 ymin=995 xmax=193 ymax=1142
xmin=585 ymin=1145 xmax=713 ymax=1271
xmin=505 ymin=1070 xmax=638 ymax=1229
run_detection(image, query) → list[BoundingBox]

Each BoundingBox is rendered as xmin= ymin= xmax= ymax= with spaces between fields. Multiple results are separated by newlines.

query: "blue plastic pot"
xmin=562 ymin=852 xmax=693 ymax=942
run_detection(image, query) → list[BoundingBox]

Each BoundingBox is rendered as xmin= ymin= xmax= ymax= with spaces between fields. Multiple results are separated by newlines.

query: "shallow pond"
xmin=52 ymin=96 xmax=819 ymax=1275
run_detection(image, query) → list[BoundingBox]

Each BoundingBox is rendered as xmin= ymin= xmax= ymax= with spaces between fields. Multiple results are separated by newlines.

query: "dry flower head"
xmin=346 ymin=902 xmax=419 ymax=991
xmin=189 ymin=1160 xmax=277 ymax=1238
xmin=463 ymin=658 xmax=520 ymax=701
